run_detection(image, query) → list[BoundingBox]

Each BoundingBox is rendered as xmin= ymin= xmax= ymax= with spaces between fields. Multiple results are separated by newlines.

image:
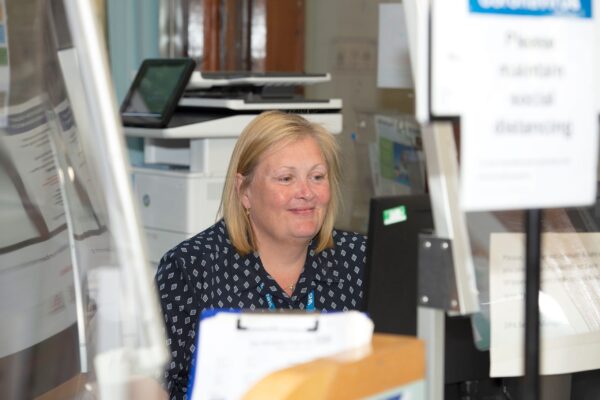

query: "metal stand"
xmin=418 ymin=121 xmax=481 ymax=400
xmin=524 ymin=209 xmax=542 ymax=400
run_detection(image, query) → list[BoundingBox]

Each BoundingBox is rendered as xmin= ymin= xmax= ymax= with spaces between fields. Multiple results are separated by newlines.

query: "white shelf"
xmin=187 ymin=72 xmax=331 ymax=89
xmin=179 ymin=97 xmax=342 ymax=111
xmin=124 ymin=113 xmax=343 ymax=139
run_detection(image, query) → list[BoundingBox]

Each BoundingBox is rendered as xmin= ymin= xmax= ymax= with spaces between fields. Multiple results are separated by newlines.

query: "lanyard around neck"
xmin=261 ymin=283 xmax=315 ymax=311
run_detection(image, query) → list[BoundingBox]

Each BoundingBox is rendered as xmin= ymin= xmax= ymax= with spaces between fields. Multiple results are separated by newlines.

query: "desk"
xmin=34 ymin=334 xmax=423 ymax=400
xmin=35 ymin=374 xmax=168 ymax=400
xmin=245 ymin=333 xmax=425 ymax=400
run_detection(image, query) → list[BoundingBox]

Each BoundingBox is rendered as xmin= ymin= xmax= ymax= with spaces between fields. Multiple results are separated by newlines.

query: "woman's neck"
xmin=256 ymin=239 xmax=309 ymax=296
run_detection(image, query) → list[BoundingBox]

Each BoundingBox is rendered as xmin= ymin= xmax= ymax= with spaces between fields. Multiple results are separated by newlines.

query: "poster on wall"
xmin=369 ymin=115 xmax=425 ymax=196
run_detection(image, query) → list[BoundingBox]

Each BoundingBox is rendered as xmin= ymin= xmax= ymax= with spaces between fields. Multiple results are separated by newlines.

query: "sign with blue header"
xmin=469 ymin=0 xmax=592 ymax=18
xmin=429 ymin=0 xmax=599 ymax=212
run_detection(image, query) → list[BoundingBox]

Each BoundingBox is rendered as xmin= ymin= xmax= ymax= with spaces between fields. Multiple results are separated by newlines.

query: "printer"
xmin=122 ymin=59 xmax=342 ymax=264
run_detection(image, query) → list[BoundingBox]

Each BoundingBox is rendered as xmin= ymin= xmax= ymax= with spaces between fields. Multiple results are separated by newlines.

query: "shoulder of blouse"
xmin=157 ymin=219 xmax=231 ymax=270
xmin=331 ymin=229 xmax=367 ymax=249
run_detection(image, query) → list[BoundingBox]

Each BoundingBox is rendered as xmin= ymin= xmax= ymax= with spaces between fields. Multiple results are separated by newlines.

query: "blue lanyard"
xmin=261 ymin=283 xmax=315 ymax=311
xmin=306 ymin=290 xmax=315 ymax=311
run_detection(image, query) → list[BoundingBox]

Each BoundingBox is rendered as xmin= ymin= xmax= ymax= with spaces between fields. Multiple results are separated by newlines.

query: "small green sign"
xmin=382 ymin=205 xmax=407 ymax=226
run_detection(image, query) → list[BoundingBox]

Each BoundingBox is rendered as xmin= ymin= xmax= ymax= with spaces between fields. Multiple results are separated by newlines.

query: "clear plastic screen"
xmin=467 ymin=203 xmax=600 ymax=376
xmin=0 ymin=0 xmax=166 ymax=399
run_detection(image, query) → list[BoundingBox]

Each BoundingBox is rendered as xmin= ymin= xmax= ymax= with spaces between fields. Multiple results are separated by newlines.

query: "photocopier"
xmin=122 ymin=62 xmax=342 ymax=264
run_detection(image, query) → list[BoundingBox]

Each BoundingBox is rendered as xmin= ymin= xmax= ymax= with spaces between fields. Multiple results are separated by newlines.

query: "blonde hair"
xmin=219 ymin=110 xmax=341 ymax=255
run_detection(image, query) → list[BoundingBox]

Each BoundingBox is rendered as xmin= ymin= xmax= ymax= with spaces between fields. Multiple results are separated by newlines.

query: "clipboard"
xmin=188 ymin=310 xmax=374 ymax=400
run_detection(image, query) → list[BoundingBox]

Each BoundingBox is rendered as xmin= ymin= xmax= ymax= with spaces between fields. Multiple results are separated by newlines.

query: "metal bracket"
xmin=418 ymin=233 xmax=460 ymax=312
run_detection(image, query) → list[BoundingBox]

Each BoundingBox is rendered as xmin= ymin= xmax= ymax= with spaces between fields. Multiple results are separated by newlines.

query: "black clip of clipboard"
xmin=236 ymin=311 xmax=320 ymax=332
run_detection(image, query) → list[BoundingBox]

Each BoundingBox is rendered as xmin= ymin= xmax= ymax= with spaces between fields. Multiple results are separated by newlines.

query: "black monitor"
xmin=363 ymin=194 xmax=507 ymax=398
xmin=364 ymin=194 xmax=433 ymax=335
xmin=120 ymin=58 xmax=196 ymax=128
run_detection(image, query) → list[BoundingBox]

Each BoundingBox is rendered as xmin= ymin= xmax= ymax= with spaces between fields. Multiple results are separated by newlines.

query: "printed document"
xmin=490 ymin=232 xmax=600 ymax=376
xmin=190 ymin=310 xmax=374 ymax=400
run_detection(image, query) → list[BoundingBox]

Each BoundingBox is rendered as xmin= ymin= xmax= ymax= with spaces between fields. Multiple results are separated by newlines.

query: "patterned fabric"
xmin=155 ymin=219 xmax=366 ymax=400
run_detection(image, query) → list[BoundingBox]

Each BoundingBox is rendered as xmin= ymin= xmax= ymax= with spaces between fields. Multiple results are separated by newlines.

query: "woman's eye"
xmin=312 ymin=174 xmax=326 ymax=181
xmin=278 ymin=176 xmax=292 ymax=183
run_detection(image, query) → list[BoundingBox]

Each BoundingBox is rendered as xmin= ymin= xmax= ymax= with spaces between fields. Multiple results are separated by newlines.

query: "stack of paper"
xmin=190 ymin=310 xmax=374 ymax=400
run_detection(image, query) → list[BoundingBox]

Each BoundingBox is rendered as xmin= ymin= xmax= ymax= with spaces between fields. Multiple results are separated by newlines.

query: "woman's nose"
xmin=296 ymin=179 xmax=315 ymax=199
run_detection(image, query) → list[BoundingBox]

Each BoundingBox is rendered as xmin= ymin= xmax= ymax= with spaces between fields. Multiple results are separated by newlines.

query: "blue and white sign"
xmin=443 ymin=0 xmax=600 ymax=211
xmin=469 ymin=0 xmax=592 ymax=18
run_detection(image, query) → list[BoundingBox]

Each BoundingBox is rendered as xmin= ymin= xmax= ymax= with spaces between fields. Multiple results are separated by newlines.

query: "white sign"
xmin=377 ymin=4 xmax=413 ymax=89
xmin=430 ymin=1 xmax=469 ymax=117
xmin=490 ymin=232 xmax=600 ymax=376
xmin=433 ymin=1 xmax=598 ymax=211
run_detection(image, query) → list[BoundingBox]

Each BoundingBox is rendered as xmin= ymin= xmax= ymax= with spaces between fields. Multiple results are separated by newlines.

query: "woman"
xmin=155 ymin=110 xmax=366 ymax=399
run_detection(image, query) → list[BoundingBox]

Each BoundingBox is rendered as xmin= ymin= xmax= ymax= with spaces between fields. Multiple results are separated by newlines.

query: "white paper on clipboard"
xmin=189 ymin=310 xmax=374 ymax=400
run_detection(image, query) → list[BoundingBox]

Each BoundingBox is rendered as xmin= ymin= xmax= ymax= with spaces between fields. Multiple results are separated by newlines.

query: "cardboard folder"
xmin=244 ymin=333 xmax=425 ymax=400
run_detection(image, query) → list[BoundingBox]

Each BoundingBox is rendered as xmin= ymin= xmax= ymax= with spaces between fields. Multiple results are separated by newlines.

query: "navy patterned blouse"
xmin=155 ymin=219 xmax=367 ymax=400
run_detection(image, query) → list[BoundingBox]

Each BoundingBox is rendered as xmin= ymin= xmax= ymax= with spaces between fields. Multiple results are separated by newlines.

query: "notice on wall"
xmin=452 ymin=1 xmax=598 ymax=211
xmin=490 ymin=232 xmax=600 ymax=376
xmin=369 ymin=115 xmax=425 ymax=196
xmin=377 ymin=3 xmax=413 ymax=88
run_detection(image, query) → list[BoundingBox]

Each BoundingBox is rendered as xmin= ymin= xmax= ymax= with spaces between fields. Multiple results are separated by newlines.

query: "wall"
xmin=305 ymin=0 xmax=414 ymax=232
xmin=107 ymin=0 xmax=160 ymax=165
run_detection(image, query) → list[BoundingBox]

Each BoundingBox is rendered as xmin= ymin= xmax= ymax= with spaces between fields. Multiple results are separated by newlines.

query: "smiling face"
xmin=238 ymin=136 xmax=331 ymax=249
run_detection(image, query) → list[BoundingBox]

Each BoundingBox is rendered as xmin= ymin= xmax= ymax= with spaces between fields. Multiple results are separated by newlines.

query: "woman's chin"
xmin=289 ymin=225 xmax=320 ymax=241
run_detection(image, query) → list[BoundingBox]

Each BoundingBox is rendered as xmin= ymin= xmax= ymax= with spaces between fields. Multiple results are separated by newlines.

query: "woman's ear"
xmin=236 ymin=173 xmax=251 ymax=209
